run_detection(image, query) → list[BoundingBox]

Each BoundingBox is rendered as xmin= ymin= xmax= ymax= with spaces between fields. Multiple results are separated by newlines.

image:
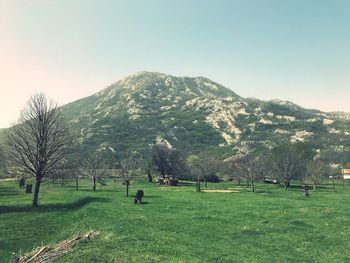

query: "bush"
xmin=157 ymin=177 xmax=179 ymax=186
xmin=206 ymin=174 xmax=220 ymax=182
xmin=168 ymin=178 xmax=178 ymax=186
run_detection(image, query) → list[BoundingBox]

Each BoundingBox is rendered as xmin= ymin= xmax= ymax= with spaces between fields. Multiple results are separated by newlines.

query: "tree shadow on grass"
xmin=282 ymin=184 xmax=329 ymax=191
xmin=132 ymin=201 xmax=150 ymax=205
xmin=77 ymin=188 xmax=120 ymax=193
xmin=0 ymin=189 xmax=21 ymax=197
xmin=176 ymin=182 xmax=196 ymax=186
xmin=0 ymin=187 xmax=22 ymax=197
xmin=144 ymin=195 xmax=161 ymax=198
xmin=0 ymin=196 xmax=110 ymax=214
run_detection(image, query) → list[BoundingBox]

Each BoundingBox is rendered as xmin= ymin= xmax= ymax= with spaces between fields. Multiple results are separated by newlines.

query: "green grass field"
xmin=1 ymin=179 xmax=350 ymax=262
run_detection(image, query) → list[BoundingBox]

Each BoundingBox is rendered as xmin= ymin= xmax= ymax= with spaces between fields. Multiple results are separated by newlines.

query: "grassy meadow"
xmin=1 ymin=178 xmax=350 ymax=262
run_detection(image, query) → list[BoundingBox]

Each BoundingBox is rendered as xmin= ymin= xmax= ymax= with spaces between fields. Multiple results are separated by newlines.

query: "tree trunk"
xmin=32 ymin=177 xmax=42 ymax=207
xmin=303 ymin=185 xmax=309 ymax=197
xmin=125 ymin=180 xmax=129 ymax=197
xmin=93 ymin=177 xmax=96 ymax=191
xmin=147 ymin=172 xmax=152 ymax=183
xmin=204 ymin=177 xmax=207 ymax=188
xmin=313 ymin=182 xmax=316 ymax=190
xmin=196 ymin=176 xmax=201 ymax=192
xmin=196 ymin=182 xmax=201 ymax=192
xmin=61 ymin=177 xmax=64 ymax=187
xmin=75 ymin=177 xmax=79 ymax=190
xmin=284 ymin=181 xmax=288 ymax=191
xmin=251 ymin=180 xmax=255 ymax=192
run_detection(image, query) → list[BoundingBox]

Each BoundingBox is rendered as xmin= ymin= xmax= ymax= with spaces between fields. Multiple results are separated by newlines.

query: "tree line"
xmin=0 ymin=93 xmax=348 ymax=207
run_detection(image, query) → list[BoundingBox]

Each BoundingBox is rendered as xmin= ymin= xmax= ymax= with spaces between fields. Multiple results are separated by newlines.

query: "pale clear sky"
xmin=0 ymin=0 xmax=349 ymax=128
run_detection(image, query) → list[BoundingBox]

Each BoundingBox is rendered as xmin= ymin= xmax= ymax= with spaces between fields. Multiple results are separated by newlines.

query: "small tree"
xmin=187 ymin=155 xmax=220 ymax=189
xmin=83 ymin=153 xmax=106 ymax=191
xmin=51 ymin=159 xmax=69 ymax=187
xmin=0 ymin=146 xmax=8 ymax=176
xmin=270 ymin=143 xmax=314 ymax=190
xmin=142 ymin=159 xmax=153 ymax=183
xmin=229 ymin=154 xmax=264 ymax=192
xmin=306 ymin=159 xmax=326 ymax=190
xmin=168 ymin=149 xmax=187 ymax=182
xmin=151 ymin=143 xmax=186 ymax=183
xmin=63 ymin=156 xmax=81 ymax=190
xmin=3 ymin=93 xmax=72 ymax=206
xmin=225 ymin=158 xmax=244 ymax=185
xmin=152 ymin=143 xmax=172 ymax=179
xmin=72 ymin=166 xmax=81 ymax=190
xmin=49 ymin=155 xmax=80 ymax=189
xmin=118 ymin=151 xmax=142 ymax=197
xmin=186 ymin=155 xmax=201 ymax=192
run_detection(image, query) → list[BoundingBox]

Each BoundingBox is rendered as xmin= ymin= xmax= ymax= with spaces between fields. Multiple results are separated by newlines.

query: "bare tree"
xmin=229 ymin=155 xmax=264 ymax=192
xmin=0 ymin=146 xmax=8 ymax=176
xmin=0 ymin=146 xmax=5 ymax=165
xmin=186 ymin=155 xmax=201 ymax=191
xmin=270 ymin=143 xmax=314 ymax=190
xmin=50 ymin=156 xmax=81 ymax=189
xmin=118 ymin=151 xmax=141 ymax=197
xmin=70 ymin=160 xmax=82 ymax=191
xmin=306 ymin=159 xmax=326 ymax=190
xmin=50 ymin=159 xmax=69 ymax=187
xmin=187 ymin=155 xmax=220 ymax=189
xmin=83 ymin=153 xmax=106 ymax=191
xmin=225 ymin=158 xmax=244 ymax=185
xmin=3 ymin=93 xmax=72 ymax=206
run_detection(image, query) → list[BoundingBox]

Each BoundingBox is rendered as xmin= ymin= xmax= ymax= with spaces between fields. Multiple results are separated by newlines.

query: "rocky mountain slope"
xmin=61 ymin=71 xmax=350 ymax=160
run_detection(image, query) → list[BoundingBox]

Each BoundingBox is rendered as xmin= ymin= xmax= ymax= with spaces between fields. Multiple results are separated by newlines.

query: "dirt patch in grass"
xmin=202 ymin=189 xmax=240 ymax=193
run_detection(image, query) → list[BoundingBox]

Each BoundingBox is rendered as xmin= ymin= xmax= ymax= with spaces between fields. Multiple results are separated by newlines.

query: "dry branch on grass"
xmin=12 ymin=230 xmax=99 ymax=263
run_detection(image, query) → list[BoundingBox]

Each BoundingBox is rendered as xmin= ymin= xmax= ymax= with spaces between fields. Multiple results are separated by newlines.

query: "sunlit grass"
xmin=1 ymin=179 xmax=350 ymax=262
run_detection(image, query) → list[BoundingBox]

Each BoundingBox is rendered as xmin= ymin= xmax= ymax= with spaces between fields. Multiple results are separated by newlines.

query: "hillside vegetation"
xmin=59 ymin=71 xmax=350 ymax=161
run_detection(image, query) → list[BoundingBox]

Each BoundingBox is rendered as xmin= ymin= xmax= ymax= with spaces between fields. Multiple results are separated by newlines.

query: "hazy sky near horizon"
xmin=0 ymin=0 xmax=349 ymax=128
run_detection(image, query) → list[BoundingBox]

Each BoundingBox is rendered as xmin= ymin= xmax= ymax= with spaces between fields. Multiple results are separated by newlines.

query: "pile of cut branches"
xmin=12 ymin=230 xmax=99 ymax=263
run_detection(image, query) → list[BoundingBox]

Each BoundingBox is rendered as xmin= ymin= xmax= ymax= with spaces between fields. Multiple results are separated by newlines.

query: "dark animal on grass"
xmin=134 ymin=190 xmax=144 ymax=204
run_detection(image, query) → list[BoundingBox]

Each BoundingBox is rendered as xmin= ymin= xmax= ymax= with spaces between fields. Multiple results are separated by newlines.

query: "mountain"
xmin=62 ymin=71 xmax=238 ymax=158
xmin=59 ymin=71 xmax=350 ymax=161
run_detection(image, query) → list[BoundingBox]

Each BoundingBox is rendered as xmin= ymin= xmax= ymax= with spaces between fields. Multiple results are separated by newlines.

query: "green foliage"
xmin=186 ymin=154 xmax=221 ymax=182
xmin=151 ymin=144 xmax=187 ymax=179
